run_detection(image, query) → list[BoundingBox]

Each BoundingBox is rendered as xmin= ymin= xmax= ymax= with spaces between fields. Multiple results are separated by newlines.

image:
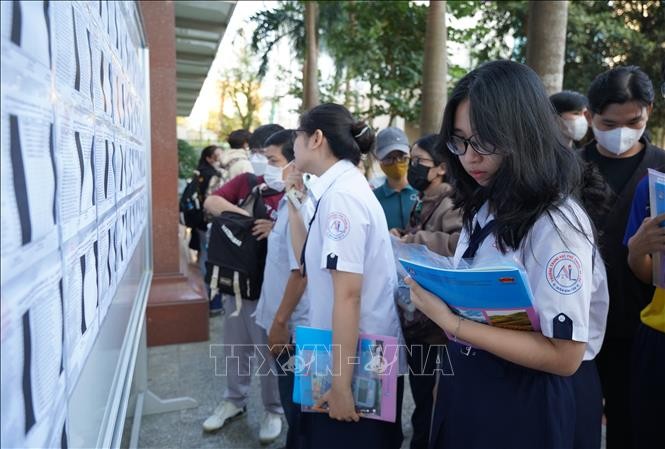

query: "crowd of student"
xmin=181 ymin=61 xmax=664 ymax=449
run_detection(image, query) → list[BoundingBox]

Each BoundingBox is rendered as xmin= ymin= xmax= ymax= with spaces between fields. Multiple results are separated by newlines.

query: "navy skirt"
xmin=571 ymin=360 xmax=603 ymax=449
xmin=301 ymin=376 xmax=404 ymax=449
xmin=630 ymin=323 xmax=665 ymax=449
xmin=429 ymin=343 xmax=575 ymax=449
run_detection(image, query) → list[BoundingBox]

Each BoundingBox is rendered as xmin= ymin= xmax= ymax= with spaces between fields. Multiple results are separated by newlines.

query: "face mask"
xmin=249 ymin=152 xmax=268 ymax=176
xmin=263 ymin=164 xmax=285 ymax=191
xmin=565 ymin=117 xmax=588 ymax=142
xmin=592 ymin=125 xmax=645 ymax=156
xmin=380 ymin=160 xmax=409 ymax=181
xmin=407 ymin=163 xmax=432 ymax=192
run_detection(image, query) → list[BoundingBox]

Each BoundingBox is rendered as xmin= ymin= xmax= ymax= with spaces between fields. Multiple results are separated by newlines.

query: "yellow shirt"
xmin=641 ymin=287 xmax=665 ymax=333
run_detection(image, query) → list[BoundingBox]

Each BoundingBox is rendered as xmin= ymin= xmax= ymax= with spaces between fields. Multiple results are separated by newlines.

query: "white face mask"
xmin=565 ymin=117 xmax=588 ymax=142
xmin=263 ymin=164 xmax=285 ymax=191
xmin=592 ymin=125 xmax=645 ymax=156
xmin=249 ymin=152 xmax=268 ymax=176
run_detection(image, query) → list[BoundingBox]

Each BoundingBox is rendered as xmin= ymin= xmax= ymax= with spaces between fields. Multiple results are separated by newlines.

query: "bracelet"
xmin=453 ymin=315 xmax=464 ymax=343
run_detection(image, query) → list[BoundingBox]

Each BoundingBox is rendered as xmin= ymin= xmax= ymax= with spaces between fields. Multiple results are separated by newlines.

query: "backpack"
xmin=179 ymin=171 xmax=203 ymax=229
xmin=205 ymin=174 xmax=279 ymax=317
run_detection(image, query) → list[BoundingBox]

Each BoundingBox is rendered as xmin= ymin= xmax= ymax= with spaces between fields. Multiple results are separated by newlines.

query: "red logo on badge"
xmin=327 ymin=212 xmax=350 ymax=241
xmin=546 ymin=252 xmax=583 ymax=295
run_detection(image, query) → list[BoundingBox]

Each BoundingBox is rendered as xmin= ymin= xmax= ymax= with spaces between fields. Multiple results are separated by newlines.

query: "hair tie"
xmin=354 ymin=126 xmax=369 ymax=139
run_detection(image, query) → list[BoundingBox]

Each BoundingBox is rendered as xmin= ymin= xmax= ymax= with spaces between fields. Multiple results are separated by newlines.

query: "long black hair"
xmin=414 ymin=134 xmax=443 ymax=165
xmin=438 ymin=60 xmax=585 ymax=252
xmin=299 ymin=103 xmax=374 ymax=165
xmin=198 ymin=145 xmax=219 ymax=168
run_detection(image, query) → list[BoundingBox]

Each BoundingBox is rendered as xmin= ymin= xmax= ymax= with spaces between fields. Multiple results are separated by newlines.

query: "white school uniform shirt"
xmin=303 ymin=159 xmax=403 ymax=342
xmin=255 ymin=197 xmax=310 ymax=333
xmin=453 ymin=198 xmax=609 ymax=360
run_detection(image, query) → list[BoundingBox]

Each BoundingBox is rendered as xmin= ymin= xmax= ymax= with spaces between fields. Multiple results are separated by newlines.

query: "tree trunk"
xmin=303 ymin=1 xmax=320 ymax=111
xmin=526 ymin=1 xmax=568 ymax=95
xmin=419 ymin=0 xmax=447 ymax=135
xmin=344 ymin=68 xmax=352 ymax=109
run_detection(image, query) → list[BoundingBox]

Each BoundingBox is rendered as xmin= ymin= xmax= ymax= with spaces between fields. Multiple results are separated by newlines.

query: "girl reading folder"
xmin=406 ymin=60 xmax=609 ymax=449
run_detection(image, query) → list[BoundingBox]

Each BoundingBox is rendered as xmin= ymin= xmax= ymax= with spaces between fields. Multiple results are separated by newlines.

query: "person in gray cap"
xmin=373 ymin=127 xmax=419 ymax=230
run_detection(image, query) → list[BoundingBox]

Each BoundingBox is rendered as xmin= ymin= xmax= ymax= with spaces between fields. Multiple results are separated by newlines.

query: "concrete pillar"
xmin=140 ymin=0 xmax=208 ymax=346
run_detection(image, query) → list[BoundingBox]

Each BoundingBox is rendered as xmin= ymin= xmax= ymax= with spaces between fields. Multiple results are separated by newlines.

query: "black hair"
xmin=549 ymin=91 xmax=588 ymax=115
xmin=438 ymin=60 xmax=585 ymax=253
xmin=414 ymin=134 xmax=443 ymax=166
xmin=227 ymin=129 xmax=251 ymax=149
xmin=299 ymin=103 xmax=374 ymax=166
xmin=587 ymin=65 xmax=654 ymax=114
xmin=198 ymin=145 xmax=219 ymax=168
xmin=249 ymin=124 xmax=284 ymax=150
xmin=264 ymin=129 xmax=295 ymax=162
xmin=579 ymin=161 xmax=613 ymax=231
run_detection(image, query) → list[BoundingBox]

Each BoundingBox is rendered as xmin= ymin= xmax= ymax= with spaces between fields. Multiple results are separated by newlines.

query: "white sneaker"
xmin=258 ymin=411 xmax=282 ymax=444
xmin=202 ymin=401 xmax=245 ymax=432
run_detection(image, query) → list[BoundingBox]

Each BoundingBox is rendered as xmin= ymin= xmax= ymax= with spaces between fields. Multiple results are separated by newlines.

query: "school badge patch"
xmin=326 ymin=212 xmax=350 ymax=241
xmin=546 ymin=252 xmax=583 ymax=295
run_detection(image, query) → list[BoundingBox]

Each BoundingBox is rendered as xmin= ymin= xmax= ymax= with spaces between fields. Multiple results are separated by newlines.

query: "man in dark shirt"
xmin=581 ymin=65 xmax=665 ymax=449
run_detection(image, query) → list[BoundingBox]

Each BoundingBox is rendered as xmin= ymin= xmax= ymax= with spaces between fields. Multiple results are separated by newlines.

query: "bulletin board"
xmin=0 ymin=1 xmax=152 ymax=447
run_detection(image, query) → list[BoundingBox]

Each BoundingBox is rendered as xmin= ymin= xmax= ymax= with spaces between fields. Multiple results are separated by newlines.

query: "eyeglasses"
xmin=410 ymin=156 xmax=434 ymax=167
xmin=381 ymin=154 xmax=410 ymax=164
xmin=446 ymin=135 xmax=497 ymax=156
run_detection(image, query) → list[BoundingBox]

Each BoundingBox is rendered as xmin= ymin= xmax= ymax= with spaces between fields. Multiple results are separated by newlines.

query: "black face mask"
xmin=407 ymin=163 xmax=431 ymax=192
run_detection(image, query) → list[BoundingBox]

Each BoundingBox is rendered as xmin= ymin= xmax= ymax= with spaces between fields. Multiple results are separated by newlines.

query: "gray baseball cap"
xmin=374 ymin=127 xmax=410 ymax=161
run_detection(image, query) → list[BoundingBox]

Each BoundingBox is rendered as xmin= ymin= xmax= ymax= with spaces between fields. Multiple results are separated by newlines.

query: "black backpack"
xmin=205 ymin=175 xmax=279 ymax=315
xmin=179 ymin=171 xmax=204 ymax=229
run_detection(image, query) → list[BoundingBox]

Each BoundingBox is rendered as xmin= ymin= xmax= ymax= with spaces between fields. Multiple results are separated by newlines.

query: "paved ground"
xmin=134 ymin=235 xmax=604 ymax=448
xmin=136 ymin=313 xmax=416 ymax=449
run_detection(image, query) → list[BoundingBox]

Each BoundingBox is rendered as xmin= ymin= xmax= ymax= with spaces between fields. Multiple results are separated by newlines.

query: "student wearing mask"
xmin=406 ymin=60 xmax=609 ymax=449
xmin=291 ymin=103 xmax=404 ymax=449
xmin=580 ymin=65 xmax=665 ymax=449
xmin=202 ymin=130 xmax=289 ymax=445
xmin=373 ymin=127 xmax=419 ymax=230
xmin=253 ymin=130 xmax=310 ymax=449
xmin=550 ymin=91 xmax=613 ymax=244
xmin=550 ymin=90 xmax=590 ymax=148
xmin=249 ymin=124 xmax=285 ymax=176
xmin=391 ymin=133 xmax=462 ymax=449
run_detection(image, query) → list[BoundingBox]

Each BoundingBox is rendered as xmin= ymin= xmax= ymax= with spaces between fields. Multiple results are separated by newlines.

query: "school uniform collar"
xmin=378 ymin=180 xmax=417 ymax=197
xmin=474 ymin=201 xmax=494 ymax=228
xmin=308 ymin=159 xmax=357 ymax=201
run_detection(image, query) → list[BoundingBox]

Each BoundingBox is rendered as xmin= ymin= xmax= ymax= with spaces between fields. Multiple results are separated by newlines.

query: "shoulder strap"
xmin=419 ymin=195 xmax=443 ymax=228
xmin=246 ymin=173 xmax=259 ymax=191
xmin=238 ymin=173 xmax=267 ymax=217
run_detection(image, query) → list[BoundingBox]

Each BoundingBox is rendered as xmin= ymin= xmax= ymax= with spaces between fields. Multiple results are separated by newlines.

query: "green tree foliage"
xmin=178 ymin=139 xmax=199 ymax=180
xmin=251 ymin=1 xmax=663 ymax=141
xmin=250 ymin=1 xmax=427 ymax=122
xmin=325 ymin=1 xmax=427 ymax=123
xmin=209 ymin=31 xmax=262 ymax=139
xmin=447 ymin=1 xmax=665 ymax=140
